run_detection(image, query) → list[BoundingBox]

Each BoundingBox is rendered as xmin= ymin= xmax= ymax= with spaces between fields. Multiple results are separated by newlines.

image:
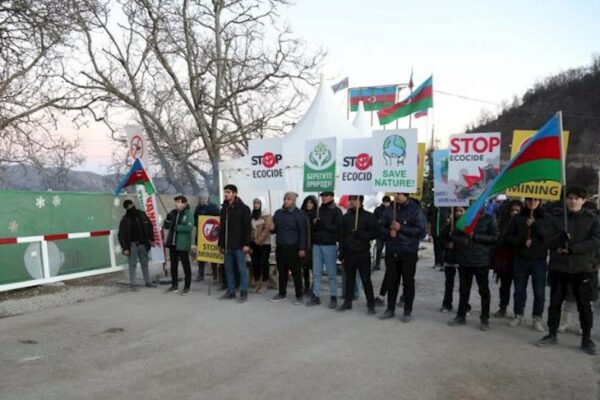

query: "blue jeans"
xmin=312 ymin=245 xmax=338 ymax=298
xmin=513 ymin=258 xmax=547 ymax=318
xmin=225 ymin=249 xmax=249 ymax=293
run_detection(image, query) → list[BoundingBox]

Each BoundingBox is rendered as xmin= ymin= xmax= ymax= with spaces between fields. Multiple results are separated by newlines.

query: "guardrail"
xmin=0 ymin=229 xmax=124 ymax=292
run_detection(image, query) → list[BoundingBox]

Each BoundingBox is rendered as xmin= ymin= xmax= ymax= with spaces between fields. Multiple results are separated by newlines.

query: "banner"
xmin=371 ymin=129 xmax=418 ymax=193
xmin=338 ymin=138 xmax=373 ymax=194
xmin=303 ymin=137 xmax=337 ymax=192
xmin=505 ymin=130 xmax=570 ymax=200
xmin=433 ymin=150 xmax=469 ymax=207
xmin=196 ymin=216 xmax=224 ymax=264
xmin=448 ymin=132 xmax=501 ymax=200
xmin=248 ymin=138 xmax=285 ymax=190
xmin=125 ymin=126 xmax=165 ymax=263
xmin=412 ymin=143 xmax=426 ymax=200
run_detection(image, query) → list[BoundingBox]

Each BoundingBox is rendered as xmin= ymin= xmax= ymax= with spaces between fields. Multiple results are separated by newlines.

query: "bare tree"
xmin=0 ymin=0 xmax=87 ymax=177
xmin=68 ymin=0 xmax=324 ymax=196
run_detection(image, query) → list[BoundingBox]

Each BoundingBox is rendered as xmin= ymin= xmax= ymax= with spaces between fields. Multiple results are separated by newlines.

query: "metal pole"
xmin=557 ymin=111 xmax=569 ymax=247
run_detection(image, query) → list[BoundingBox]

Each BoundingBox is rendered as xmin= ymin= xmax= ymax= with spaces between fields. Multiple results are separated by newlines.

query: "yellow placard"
xmin=505 ymin=130 xmax=570 ymax=201
xmin=412 ymin=143 xmax=426 ymax=200
xmin=196 ymin=216 xmax=224 ymax=263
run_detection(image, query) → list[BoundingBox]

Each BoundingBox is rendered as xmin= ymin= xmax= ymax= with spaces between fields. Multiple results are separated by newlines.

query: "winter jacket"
xmin=218 ymin=197 xmax=251 ymax=251
xmin=271 ymin=206 xmax=308 ymax=250
xmin=164 ymin=205 xmax=194 ymax=252
xmin=312 ymin=202 xmax=343 ymax=246
xmin=505 ymin=207 xmax=550 ymax=261
xmin=339 ymin=208 xmax=379 ymax=257
xmin=427 ymin=206 xmax=451 ymax=238
xmin=439 ymin=222 xmax=457 ymax=265
xmin=382 ymin=199 xmax=427 ymax=254
xmin=491 ymin=211 xmax=517 ymax=276
xmin=545 ymin=208 xmax=600 ymax=274
xmin=374 ymin=204 xmax=390 ymax=239
xmin=251 ymin=214 xmax=272 ymax=246
xmin=118 ymin=209 xmax=154 ymax=252
xmin=452 ymin=213 xmax=499 ymax=267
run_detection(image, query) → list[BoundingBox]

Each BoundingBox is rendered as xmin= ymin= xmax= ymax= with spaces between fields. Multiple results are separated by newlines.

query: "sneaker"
xmin=379 ymin=309 xmax=395 ymax=320
xmin=293 ymin=296 xmax=303 ymax=305
xmin=509 ymin=315 xmax=523 ymax=328
xmin=144 ymin=282 xmax=157 ymax=288
xmin=328 ymin=297 xmax=338 ymax=310
xmin=306 ymin=295 xmax=321 ymax=306
xmin=180 ymin=288 xmax=190 ymax=296
xmin=374 ymin=297 xmax=385 ymax=307
xmin=219 ymin=292 xmax=236 ymax=300
xmin=493 ymin=308 xmax=507 ymax=318
xmin=367 ymin=307 xmax=376 ymax=315
xmin=164 ymin=286 xmax=178 ymax=294
xmin=480 ymin=320 xmax=490 ymax=331
xmin=337 ymin=302 xmax=352 ymax=312
xmin=400 ymin=314 xmax=412 ymax=323
xmin=448 ymin=317 xmax=467 ymax=326
xmin=581 ymin=338 xmax=598 ymax=356
xmin=269 ymin=294 xmax=286 ymax=302
xmin=237 ymin=291 xmax=248 ymax=303
xmin=532 ymin=317 xmax=545 ymax=332
xmin=536 ymin=334 xmax=558 ymax=347
xmin=440 ymin=306 xmax=452 ymax=313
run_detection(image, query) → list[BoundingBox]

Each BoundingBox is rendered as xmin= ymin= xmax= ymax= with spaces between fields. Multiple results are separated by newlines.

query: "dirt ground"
xmin=1 ymin=244 xmax=599 ymax=400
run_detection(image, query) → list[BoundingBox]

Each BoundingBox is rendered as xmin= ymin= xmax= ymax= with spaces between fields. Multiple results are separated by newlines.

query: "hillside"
xmin=466 ymin=57 xmax=600 ymax=195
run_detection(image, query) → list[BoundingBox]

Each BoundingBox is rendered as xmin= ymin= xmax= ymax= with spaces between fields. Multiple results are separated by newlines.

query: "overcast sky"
xmin=73 ymin=0 xmax=600 ymax=173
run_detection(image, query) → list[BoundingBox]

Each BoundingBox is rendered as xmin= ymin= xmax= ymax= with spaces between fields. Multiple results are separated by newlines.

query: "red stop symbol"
xmin=262 ymin=152 xmax=276 ymax=169
xmin=355 ymin=153 xmax=372 ymax=171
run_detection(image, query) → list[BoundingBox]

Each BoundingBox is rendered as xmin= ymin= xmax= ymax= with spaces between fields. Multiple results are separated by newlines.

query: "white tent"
xmin=219 ymin=76 xmax=366 ymax=212
xmin=351 ymin=101 xmax=372 ymax=136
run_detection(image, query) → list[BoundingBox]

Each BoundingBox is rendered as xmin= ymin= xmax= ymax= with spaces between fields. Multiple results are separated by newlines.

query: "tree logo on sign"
xmin=307 ymin=142 xmax=333 ymax=170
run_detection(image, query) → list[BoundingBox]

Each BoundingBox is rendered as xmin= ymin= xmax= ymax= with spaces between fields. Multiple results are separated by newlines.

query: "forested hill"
xmin=466 ymin=57 xmax=600 ymax=195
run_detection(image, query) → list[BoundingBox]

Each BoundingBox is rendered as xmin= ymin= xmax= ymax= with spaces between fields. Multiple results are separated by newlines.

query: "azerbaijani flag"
xmin=414 ymin=110 xmax=428 ymax=119
xmin=349 ymin=85 xmax=397 ymax=112
xmin=377 ymin=76 xmax=433 ymax=125
xmin=114 ymin=158 xmax=156 ymax=196
xmin=331 ymin=77 xmax=349 ymax=93
xmin=456 ymin=113 xmax=564 ymax=233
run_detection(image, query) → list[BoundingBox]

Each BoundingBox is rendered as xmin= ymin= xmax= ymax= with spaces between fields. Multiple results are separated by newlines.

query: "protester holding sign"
xmin=379 ymin=193 xmax=426 ymax=322
xmin=301 ymin=196 xmax=318 ymax=296
xmin=308 ymin=192 xmax=343 ymax=309
xmin=269 ymin=192 xmax=308 ymax=305
xmin=194 ymin=193 xmax=220 ymax=282
xmin=218 ymin=185 xmax=252 ymax=303
xmin=250 ymin=198 xmax=272 ymax=294
xmin=164 ymin=195 xmax=195 ymax=295
xmin=337 ymin=195 xmax=379 ymax=314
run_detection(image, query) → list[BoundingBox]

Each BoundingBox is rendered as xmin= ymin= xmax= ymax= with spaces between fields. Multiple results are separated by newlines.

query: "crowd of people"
xmin=118 ymin=184 xmax=600 ymax=356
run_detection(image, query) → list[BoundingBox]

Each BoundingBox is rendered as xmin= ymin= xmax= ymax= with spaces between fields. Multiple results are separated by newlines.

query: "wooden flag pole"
xmin=354 ymin=200 xmax=360 ymax=231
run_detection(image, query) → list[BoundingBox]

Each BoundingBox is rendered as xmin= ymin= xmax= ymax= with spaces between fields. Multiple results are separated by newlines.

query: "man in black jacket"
xmin=505 ymin=198 xmax=550 ymax=331
xmin=448 ymin=209 xmax=499 ymax=331
xmin=379 ymin=193 xmax=427 ymax=322
xmin=307 ymin=192 xmax=343 ymax=309
xmin=537 ymin=187 xmax=600 ymax=355
xmin=338 ymin=195 xmax=379 ymax=314
xmin=373 ymin=196 xmax=391 ymax=271
xmin=269 ymin=192 xmax=308 ymax=304
xmin=193 ymin=193 xmax=220 ymax=282
xmin=118 ymin=200 xmax=156 ymax=290
xmin=218 ymin=184 xmax=252 ymax=303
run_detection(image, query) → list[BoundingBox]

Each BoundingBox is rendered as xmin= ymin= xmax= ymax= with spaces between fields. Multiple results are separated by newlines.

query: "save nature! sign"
xmin=371 ymin=129 xmax=418 ymax=193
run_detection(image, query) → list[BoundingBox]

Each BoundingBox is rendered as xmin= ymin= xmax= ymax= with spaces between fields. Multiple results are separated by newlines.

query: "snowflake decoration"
xmin=52 ymin=195 xmax=61 ymax=207
xmin=8 ymin=220 xmax=18 ymax=234
xmin=35 ymin=196 xmax=46 ymax=209
xmin=113 ymin=197 xmax=120 ymax=207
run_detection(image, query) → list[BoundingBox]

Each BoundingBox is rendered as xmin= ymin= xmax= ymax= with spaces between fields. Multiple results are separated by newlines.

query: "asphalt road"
xmin=1 ymin=251 xmax=599 ymax=400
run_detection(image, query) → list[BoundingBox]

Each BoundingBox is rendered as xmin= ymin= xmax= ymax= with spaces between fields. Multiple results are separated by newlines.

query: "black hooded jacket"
xmin=340 ymin=207 xmax=379 ymax=257
xmin=118 ymin=208 xmax=154 ymax=251
xmin=505 ymin=206 xmax=550 ymax=260
xmin=312 ymin=201 xmax=343 ymax=245
xmin=218 ymin=197 xmax=251 ymax=251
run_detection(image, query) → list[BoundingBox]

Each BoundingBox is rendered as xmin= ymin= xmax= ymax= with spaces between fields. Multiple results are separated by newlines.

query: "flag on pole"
xmin=456 ymin=114 xmax=564 ymax=233
xmin=349 ymin=85 xmax=397 ymax=111
xmin=114 ymin=158 xmax=156 ymax=196
xmin=377 ymin=76 xmax=433 ymax=125
xmin=331 ymin=77 xmax=349 ymax=93
xmin=408 ymin=68 xmax=414 ymax=90
xmin=414 ymin=110 xmax=428 ymax=119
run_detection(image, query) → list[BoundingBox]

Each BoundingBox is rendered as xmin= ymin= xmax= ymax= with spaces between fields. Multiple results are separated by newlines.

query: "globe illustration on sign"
xmin=383 ymin=134 xmax=406 ymax=166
